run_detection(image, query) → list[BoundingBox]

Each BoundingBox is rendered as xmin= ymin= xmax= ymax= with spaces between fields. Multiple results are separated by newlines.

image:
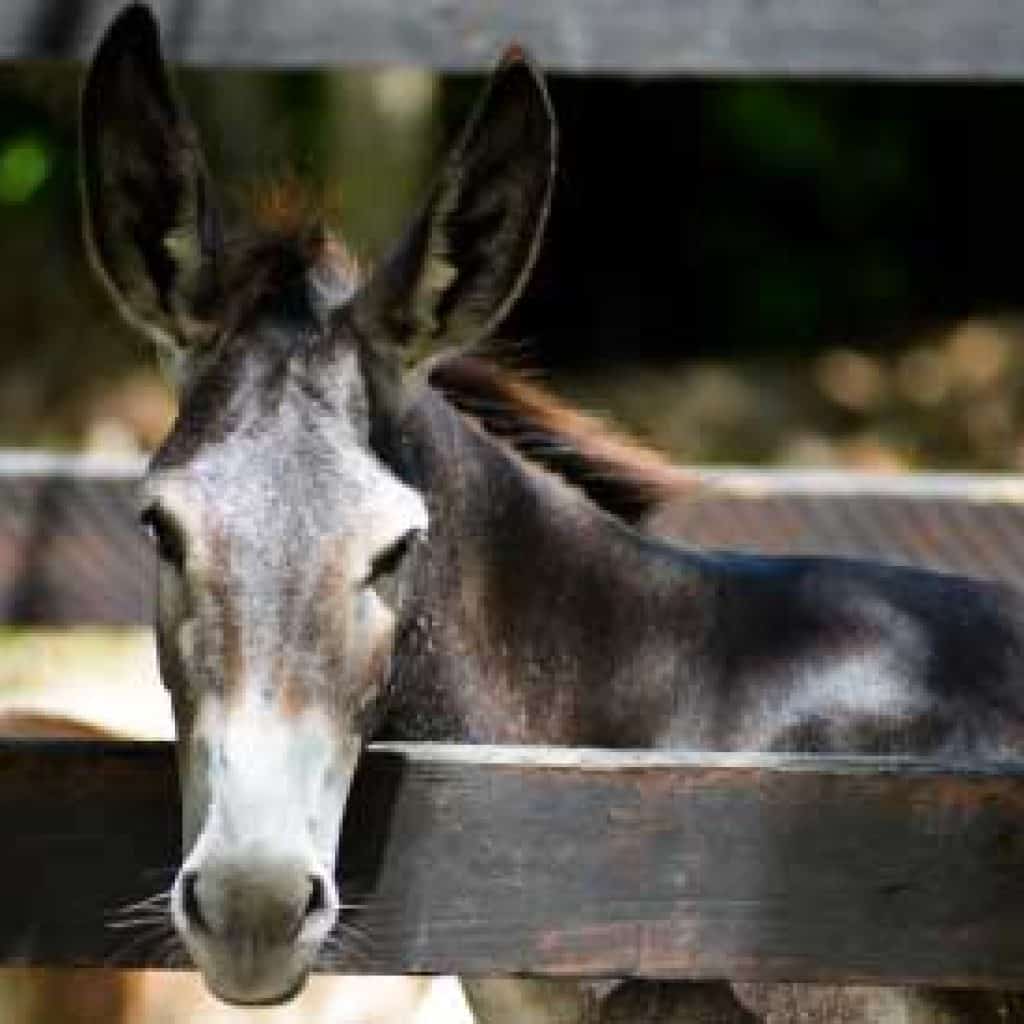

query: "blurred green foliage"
xmin=0 ymin=135 xmax=51 ymax=204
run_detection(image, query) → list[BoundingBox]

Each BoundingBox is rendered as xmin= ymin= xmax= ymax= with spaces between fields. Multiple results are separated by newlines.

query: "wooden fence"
xmin=3 ymin=0 xmax=1024 ymax=76
xmin=5 ymin=738 xmax=1024 ymax=984
xmin=4 ymin=454 xmax=1024 ymax=982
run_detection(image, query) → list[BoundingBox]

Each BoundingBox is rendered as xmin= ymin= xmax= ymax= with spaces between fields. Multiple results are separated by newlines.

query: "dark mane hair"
xmin=213 ymin=180 xmax=362 ymax=334
xmin=428 ymin=353 xmax=693 ymax=522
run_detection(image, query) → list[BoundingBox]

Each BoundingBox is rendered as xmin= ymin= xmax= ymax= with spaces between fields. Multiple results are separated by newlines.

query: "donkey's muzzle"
xmin=173 ymin=852 xmax=338 ymax=1004
xmin=181 ymin=860 xmax=329 ymax=941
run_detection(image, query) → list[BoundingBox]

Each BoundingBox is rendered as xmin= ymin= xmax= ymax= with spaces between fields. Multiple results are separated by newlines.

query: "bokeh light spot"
xmin=0 ymin=136 xmax=51 ymax=204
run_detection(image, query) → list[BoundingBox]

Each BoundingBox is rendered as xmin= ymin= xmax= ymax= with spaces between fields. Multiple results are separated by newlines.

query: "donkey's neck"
xmin=379 ymin=386 xmax=711 ymax=746
xmin=376 ymin=384 xmax=1024 ymax=758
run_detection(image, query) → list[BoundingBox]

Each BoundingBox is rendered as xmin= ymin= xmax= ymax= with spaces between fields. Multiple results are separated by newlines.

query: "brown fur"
xmin=206 ymin=530 xmax=246 ymax=701
xmin=245 ymin=175 xmax=339 ymax=238
xmin=215 ymin=224 xmax=360 ymax=337
xmin=429 ymin=353 xmax=695 ymax=522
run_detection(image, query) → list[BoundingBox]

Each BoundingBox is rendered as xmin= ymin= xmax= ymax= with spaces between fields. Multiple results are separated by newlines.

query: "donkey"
xmin=82 ymin=5 xmax=1024 ymax=1021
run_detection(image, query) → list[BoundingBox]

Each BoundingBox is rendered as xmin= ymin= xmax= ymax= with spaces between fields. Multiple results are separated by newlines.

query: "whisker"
xmin=119 ymin=890 xmax=171 ymax=909
xmin=333 ymin=919 xmax=376 ymax=959
xmin=105 ymin=921 xmax=177 ymax=968
xmin=106 ymin=916 xmax=172 ymax=932
xmin=322 ymin=910 xmax=376 ymax=955
xmin=107 ymin=888 xmax=173 ymax=923
xmin=153 ymin=932 xmax=189 ymax=970
xmin=100 ymin=886 xmax=178 ymax=970
xmin=318 ymin=933 xmax=372 ymax=971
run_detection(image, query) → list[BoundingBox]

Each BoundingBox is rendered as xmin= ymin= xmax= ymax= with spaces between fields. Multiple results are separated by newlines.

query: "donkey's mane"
xmin=234 ymin=192 xmax=691 ymax=523
xmin=219 ymin=182 xmax=361 ymax=332
xmin=429 ymin=354 xmax=693 ymax=522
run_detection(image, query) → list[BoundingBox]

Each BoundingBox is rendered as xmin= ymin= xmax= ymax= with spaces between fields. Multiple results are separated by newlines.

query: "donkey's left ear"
xmin=81 ymin=3 xmax=223 ymax=352
xmin=351 ymin=46 xmax=556 ymax=363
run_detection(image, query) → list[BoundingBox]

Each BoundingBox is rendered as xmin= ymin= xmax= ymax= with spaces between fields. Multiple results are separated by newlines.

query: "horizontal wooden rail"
xmin=5 ymin=452 xmax=1024 ymax=625
xmin=3 ymin=0 xmax=1024 ymax=77
xmin=4 ymin=740 xmax=1024 ymax=983
xmin=0 ymin=454 xmax=150 ymax=626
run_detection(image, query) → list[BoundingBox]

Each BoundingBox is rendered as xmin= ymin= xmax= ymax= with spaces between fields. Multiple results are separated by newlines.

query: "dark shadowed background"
xmin=4 ymin=65 xmax=1024 ymax=467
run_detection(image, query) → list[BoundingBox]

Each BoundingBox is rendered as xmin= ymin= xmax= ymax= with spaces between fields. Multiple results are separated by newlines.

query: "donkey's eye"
xmin=140 ymin=505 xmax=186 ymax=571
xmin=364 ymin=530 xmax=418 ymax=590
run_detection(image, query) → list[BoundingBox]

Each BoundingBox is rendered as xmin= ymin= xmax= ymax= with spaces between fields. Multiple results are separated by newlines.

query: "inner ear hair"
xmin=350 ymin=46 xmax=557 ymax=366
xmin=80 ymin=3 xmax=223 ymax=353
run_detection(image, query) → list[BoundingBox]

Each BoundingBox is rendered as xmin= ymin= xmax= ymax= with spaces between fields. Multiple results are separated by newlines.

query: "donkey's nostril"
xmin=182 ymin=871 xmax=209 ymax=933
xmin=304 ymin=874 xmax=327 ymax=918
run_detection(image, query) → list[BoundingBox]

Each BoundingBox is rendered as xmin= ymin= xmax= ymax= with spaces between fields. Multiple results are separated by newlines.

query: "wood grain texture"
xmin=3 ymin=0 xmax=1024 ymax=76
xmin=0 ymin=457 xmax=152 ymax=626
xmin=4 ymin=740 xmax=1024 ymax=983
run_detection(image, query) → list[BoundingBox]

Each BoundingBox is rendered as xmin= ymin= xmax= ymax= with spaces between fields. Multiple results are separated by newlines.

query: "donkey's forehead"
xmin=155 ymin=322 xmax=370 ymax=465
xmin=146 ymin=324 xmax=420 ymax=537
xmin=146 ymin=438 xmax=425 ymax=565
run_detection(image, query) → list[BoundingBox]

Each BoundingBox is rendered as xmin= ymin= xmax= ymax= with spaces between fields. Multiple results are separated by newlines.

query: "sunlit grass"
xmin=0 ymin=627 xmax=171 ymax=739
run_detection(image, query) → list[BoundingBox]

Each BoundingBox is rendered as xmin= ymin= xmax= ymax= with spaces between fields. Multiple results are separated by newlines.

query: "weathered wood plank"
xmin=0 ymin=454 xmax=152 ymax=626
xmin=3 ymin=0 xmax=1024 ymax=77
xmin=650 ymin=470 xmax=1024 ymax=585
xmin=3 ymin=740 xmax=1024 ymax=983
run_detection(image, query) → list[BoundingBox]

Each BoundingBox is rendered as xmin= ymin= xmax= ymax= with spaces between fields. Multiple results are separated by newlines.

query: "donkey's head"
xmin=82 ymin=3 xmax=555 ymax=1004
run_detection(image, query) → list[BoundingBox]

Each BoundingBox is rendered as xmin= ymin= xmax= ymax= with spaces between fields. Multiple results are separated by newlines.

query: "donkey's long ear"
xmin=351 ymin=47 xmax=556 ymax=363
xmin=81 ymin=3 xmax=222 ymax=352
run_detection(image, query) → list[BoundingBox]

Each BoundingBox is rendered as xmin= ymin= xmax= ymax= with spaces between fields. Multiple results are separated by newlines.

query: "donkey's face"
xmin=82 ymin=3 xmax=554 ymax=1005
xmin=141 ymin=332 xmax=428 ymax=1001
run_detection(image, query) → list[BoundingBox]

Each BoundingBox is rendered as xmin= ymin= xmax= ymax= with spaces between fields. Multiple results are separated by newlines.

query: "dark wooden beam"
xmin=3 ymin=0 xmax=1024 ymax=77
xmin=3 ymin=740 xmax=1024 ymax=983
xmin=648 ymin=470 xmax=1024 ymax=587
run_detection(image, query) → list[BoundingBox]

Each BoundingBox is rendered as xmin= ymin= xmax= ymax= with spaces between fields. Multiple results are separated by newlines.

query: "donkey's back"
xmin=681 ymin=549 xmax=1024 ymax=758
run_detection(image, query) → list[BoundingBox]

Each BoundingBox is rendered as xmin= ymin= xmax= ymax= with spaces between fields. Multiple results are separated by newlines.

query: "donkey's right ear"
xmin=349 ymin=46 xmax=556 ymax=367
xmin=81 ymin=3 xmax=222 ymax=352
